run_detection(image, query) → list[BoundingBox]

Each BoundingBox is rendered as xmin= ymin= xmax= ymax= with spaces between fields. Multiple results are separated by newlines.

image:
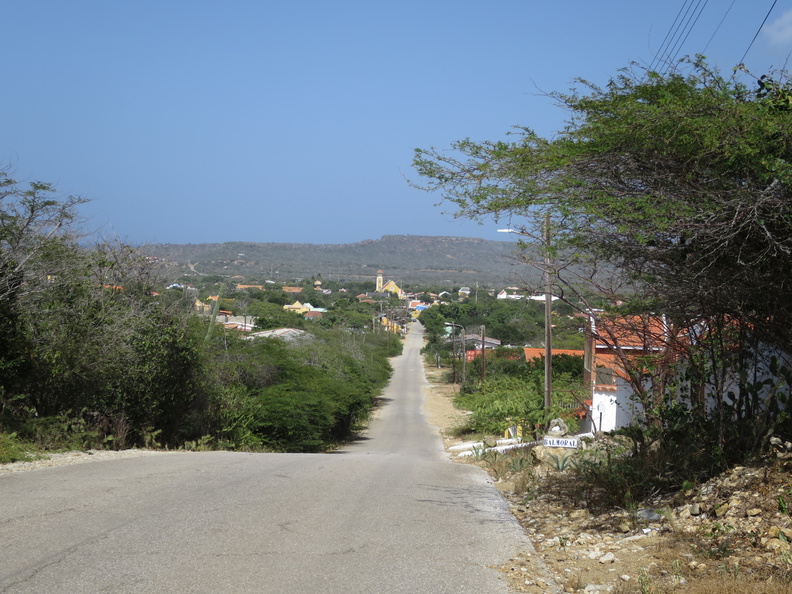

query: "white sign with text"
xmin=543 ymin=436 xmax=579 ymax=449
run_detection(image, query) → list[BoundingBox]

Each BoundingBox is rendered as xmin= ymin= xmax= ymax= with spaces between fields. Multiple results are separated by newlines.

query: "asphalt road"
xmin=0 ymin=324 xmax=540 ymax=593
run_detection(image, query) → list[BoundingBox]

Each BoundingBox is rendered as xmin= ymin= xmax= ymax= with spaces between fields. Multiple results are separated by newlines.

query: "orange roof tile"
xmin=523 ymin=348 xmax=584 ymax=361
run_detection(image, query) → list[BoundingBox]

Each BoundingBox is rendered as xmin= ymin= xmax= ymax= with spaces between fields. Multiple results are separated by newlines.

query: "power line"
xmin=701 ymin=0 xmax=737 ymax=56
xmin=665 ymin=0 xmax=710 ymax=67
xmin=650 ymin=0 xmax=696 ymax=73
xmin=738 ymin=0 xmax=779 ymax=67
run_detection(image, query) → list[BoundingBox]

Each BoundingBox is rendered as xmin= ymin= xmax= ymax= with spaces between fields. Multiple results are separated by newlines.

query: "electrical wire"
xmin=737 ymin=0 xmax=779 ymax=67
xmin=649 ymin=0 xmax=693 ymax=73
xmin=664 ymin=0 xmax=710 ymax=69
xmin=701 ymin=0 xmax=737 ymax=56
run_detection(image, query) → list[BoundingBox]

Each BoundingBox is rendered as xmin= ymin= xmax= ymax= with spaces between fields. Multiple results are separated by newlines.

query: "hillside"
xmin=143 ymin=235 xmax=542 ymax=287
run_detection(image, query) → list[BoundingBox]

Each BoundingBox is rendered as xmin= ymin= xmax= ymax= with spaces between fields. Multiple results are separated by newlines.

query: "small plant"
xmin=513 ymin=466 xmax=536 ymax=496
xmin=699 ymin=523 xmax=736 ymax=559
xmin=0 ymin=433 xmax=35 ymax=464
xmin=670 ymin=559 xmax=683 ymax=581
xmin=142 ymin=426 xmax=162 ymax=449
xmin=636 ymin=568 xmax=654 ymax=594
xmin=546 ymin=452 xmax=572 ymax=471
xmin=483 ymin=451 xmax=508 ymax=480
xmin=706 ymin=522 xmax=734 ymax=537
xmin=718 ymin=561 xmax=741 ymax=579
xmin=508 ymin=454 xmax=531 ymax=473
xmin=184 ymin=435 xmax=215 ymax=452
xmin=624 ymin=490 xmax=637 ymax=512
xmin=563 ymin=572 xmax=587 ymax=593
xmin=778 ymin=484 xmax=792 ymax=516
xmin=779 ymin=549 xmax=792 ymax=566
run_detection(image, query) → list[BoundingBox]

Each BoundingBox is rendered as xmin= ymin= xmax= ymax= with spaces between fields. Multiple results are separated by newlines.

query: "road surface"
xmin=0 ymin=323 xmax=545 ymax=593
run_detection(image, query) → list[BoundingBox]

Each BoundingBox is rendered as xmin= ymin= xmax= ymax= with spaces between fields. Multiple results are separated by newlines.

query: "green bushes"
xmin=193 ymin=327 xmax=397 ymax=453
xmin=0 ymin=433 xmax=35 ymax=464
xmin=456 ymin=376 xmax=546 ymax=436
xmin=0 ymin=172 xmax=401 ymax=454
xmin=2 ymin=320 xmax=397 ymax=453
xmin=569 ymin=389 xmax=792 ymax=511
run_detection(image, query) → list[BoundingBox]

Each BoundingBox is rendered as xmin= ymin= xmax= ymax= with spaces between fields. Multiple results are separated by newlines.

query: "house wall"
xmin=590 ymin=382 xmax=644 ymax=433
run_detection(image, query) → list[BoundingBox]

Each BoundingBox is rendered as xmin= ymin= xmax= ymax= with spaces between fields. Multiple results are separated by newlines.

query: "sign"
xmin=543 ymin=436 xmax=579 ymax=449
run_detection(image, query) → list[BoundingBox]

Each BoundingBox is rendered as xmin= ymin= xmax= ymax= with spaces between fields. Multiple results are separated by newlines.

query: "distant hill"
xmin=143 ymin=235 xmax=542 ymax=287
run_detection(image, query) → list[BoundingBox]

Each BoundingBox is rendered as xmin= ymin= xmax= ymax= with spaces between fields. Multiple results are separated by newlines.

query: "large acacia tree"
xmin=413 ymin=59 xmax=792 ymax=349
xmin=413 ymin=59 xmax=792 ymax=463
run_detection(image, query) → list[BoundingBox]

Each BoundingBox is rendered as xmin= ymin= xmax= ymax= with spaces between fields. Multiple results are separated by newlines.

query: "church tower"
xmin=376 ymin=270 xmax=384 ymax=292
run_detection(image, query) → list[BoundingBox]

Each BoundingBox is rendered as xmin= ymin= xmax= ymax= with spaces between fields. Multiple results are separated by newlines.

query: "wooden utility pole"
xmin=480 ymin=324 xmax=486 ymax=380
xmin=543 ymin=214 xmax=552 ymax=411
xmin=451 ymin=327 xmax=458 ymax=383
xmin=461 ymin=331 xmax=466 ymax=384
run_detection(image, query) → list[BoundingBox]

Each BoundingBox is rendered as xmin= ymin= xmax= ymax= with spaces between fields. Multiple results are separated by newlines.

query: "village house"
xmin=283 ymin=301 xmax=310 ymax=315
xmin=496 ymin=288 xmax=524 ymax=300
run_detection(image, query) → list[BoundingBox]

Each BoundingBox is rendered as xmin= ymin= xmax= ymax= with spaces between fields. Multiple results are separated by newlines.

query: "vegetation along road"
xmin=0 ymin=323 xmax=545 ymax=593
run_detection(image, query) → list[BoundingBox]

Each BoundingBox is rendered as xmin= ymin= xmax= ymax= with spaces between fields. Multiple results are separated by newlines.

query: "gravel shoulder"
xmin=0 ymin=449 xmax=171 ymax=475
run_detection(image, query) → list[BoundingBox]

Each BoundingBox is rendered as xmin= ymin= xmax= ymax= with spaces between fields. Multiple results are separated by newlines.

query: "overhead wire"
xmin=701 ymin=0 xmax=737 ymax=56
xmin=737 ymin=0 xmax=779 ymax=67
xmin=651 ymin=1 xmax=781 ymax=80
xmin=664 ymin=0 xmax=710 ymax=69
xmin=649 ymin=0 xmax=693 ymax=73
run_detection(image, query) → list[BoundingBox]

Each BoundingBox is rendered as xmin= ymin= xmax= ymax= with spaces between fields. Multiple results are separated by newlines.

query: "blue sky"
xmin=3 ymin=1 xmax=792 ymax=245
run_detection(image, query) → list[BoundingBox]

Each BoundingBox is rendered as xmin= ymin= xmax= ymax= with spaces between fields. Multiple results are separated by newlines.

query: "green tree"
xmin=413 ymin=57 xmax=792 ymax=476
xmin=413 ymin=59 xmax=792 ymax=350
xmin=0 ymin=174 xmax=86 ymax=418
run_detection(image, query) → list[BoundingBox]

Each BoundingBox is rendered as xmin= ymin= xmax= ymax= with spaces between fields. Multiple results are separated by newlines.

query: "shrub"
xmin=0 ymin=432 xmax=35 ymax=464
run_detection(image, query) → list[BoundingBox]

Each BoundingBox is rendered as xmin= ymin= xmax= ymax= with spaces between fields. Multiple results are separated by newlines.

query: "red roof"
xmin=523 ymin=348 xmax=584 ymax=362
xmin=592 ymin=315 xmax=672 ymax=351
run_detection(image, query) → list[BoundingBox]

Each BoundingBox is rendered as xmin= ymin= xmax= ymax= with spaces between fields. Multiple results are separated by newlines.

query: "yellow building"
xmin=283 ymin=301 xmax=310 ymax=315
xmin=376 ymin=270 xmax=405 ymax=299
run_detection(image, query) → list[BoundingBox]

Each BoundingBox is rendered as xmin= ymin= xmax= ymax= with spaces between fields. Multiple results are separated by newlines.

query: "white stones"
xmin=599 ymin=552 xmax=617 ymax=564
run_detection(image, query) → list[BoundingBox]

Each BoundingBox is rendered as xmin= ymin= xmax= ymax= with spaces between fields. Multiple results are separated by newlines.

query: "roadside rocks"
xmin=500 ymin=458 xmax=792 ymax=592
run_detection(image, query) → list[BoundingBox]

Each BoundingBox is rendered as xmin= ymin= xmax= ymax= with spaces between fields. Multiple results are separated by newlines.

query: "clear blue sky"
xmin=3 ymin=1 xmax=791 ymax=245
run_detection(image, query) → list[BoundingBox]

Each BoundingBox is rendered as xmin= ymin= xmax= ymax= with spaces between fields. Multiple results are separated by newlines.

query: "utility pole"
xmin=498 ymin=222 xmax=552 ymax=414
xmin=451 ymin=326 xmax=458 ymax=383
xmin=461 ymin=330 xmax=466 ymax=384
xmin=446 ymin=322 xmax=466 ymax=384
xmin=480 ymin=324 xmax=486 ymax=380
xmin=543 ymin=213 xmax=552 ymax=412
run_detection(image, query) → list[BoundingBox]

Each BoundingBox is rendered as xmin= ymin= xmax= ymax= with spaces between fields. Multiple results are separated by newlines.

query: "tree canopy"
xmin=412 ymin=59 xmax=792 ymax=350
xmin=0 ymin=170 xmax=401 ymax=454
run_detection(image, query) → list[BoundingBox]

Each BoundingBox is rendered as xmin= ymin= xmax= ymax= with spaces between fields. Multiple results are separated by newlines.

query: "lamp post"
xmin=445 ymin=322 xmax=466 ymax=384
xmin=498 ymin=223 xmax=553 ymax=412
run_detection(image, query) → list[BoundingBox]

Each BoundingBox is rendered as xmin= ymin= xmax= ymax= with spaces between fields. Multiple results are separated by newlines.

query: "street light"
xmin=444 ymin=322 xmax=466 ymax=384
xmin=498 ymin=223 xmax=553 ymax=413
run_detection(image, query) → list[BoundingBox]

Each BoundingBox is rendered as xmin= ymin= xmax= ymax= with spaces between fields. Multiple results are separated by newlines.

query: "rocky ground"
xmin=422 ymin=362 xmax=792 ymax=594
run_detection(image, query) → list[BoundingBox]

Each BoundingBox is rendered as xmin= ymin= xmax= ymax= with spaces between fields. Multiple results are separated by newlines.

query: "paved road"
xmin=0 ymin=324 xmax=541 ymax=593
